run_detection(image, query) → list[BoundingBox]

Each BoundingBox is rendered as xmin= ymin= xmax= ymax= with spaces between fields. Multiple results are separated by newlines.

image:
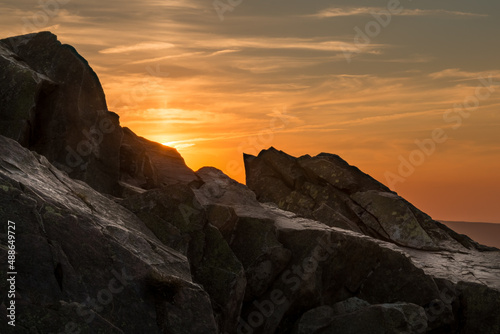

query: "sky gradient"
xmin=2 ymin=0 xmax=500 ymax=223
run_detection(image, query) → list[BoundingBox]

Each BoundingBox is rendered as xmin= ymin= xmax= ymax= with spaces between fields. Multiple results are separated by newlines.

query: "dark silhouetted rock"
xmin=456 ymin=281 xmax=500 ymax=334
xmin=0 ymin=41 xmax=55 ymax=147
xmin=187 ymin=167 xmax=499 ymax=334
xmin=0 ymin=135 xmax=217 ymax=334
xmin=293 ymin=299 xmax=428 ymax=334
xmin=119 ymin=127 xmax=199 ymax=191
xmin=121 ymin=183 xmax=246 ymax=333
xmin=0 ymin=32 xmax=123 ymax=195
xmin=244 ymin=148 xmax=485 ymax=252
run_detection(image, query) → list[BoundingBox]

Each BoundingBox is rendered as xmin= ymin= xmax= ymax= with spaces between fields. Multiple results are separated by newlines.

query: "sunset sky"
xmin=2 ymin=0 xmax=500 ymax=223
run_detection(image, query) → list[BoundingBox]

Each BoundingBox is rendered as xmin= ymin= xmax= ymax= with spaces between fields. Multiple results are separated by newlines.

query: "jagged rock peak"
xmin=244 ymin=147 xmax=494 ymax=252
xmin=0 ymin=32 xmax=198 ymax=196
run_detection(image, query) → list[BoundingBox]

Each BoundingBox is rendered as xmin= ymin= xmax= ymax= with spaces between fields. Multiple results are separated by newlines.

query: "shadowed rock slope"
xmin=244 ymin=148 xmax=494 ymax=253
xmin=1 ymin=32 xmax=499 ymax=334
xmin=0 ymin=32 xmax=198 ymax=196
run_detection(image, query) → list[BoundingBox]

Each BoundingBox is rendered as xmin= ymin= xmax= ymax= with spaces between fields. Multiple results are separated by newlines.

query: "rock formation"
xmin=244 ymin=148 xmax=492 ymax=252
xmin=1 ymin=32 xmax=499 ymax=334
xmin=0 ymin=32 xmax=122 ymax=195
xmin=119 ymin=127 xmax=200 ymax=193
xmin=0 ymin=32 xmax=196 ymax=197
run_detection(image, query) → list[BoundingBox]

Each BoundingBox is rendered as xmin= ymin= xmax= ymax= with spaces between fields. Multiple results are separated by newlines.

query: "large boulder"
xmin=0 ymin=32 xmax=198 ymax=197
xmin=293 ymin=299 xmax=428 ymax=334
xmin=193 ymin=168 xmax=293 ymax=301
xmin=121 ymin=183 xmax=246 ymax=333
xmin=188 ymin=167 xmax=500 ymax=334
xmin=244 ymin=148 xmax=487 ymax=252
xmin=0 ymin=135 xmax=217 ymax=334
xmin=0 ymin=42 xmax=55 ymax=147
xmin=456 ymin=281 xmax=500 ymax=334
xmin=0 ymin=32 xmax=123 ymax=195
xmin=119 ymin=127 xmax=199 ymax=191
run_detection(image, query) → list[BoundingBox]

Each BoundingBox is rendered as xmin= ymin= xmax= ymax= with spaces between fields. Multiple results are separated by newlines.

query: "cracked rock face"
xmin=0 ymin=32 xmax=123 ymax=195
xmin=244 ymin=148 xmax=492 ymax=252
xmin=0 ymin=135 xmax=217 ymax=334
xmin=293 ymin=299 xmax=429 ymax=334
xmin=0 ymin=32 xmax=198 ymax=197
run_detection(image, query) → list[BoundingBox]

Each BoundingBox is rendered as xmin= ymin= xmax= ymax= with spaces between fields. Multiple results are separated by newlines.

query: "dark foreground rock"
xmin=189 ymin=168 xmax=500 ymax=333
xmin=293 ymin=298 xmax=428 ymax=334
xmin=0 ymin=32 xmax=122 ymax=195
xmin=0 ymin=136 xmax=217 ymax=334
xmin=1 ymin=32 xmax=499 ymax=334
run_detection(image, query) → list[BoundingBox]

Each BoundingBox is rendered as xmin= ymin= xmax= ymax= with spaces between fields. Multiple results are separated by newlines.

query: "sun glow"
xmin=162 ymin=141 xmax=196 ymax=151
xmin=8 ymin=0 xmax=496 ymax=222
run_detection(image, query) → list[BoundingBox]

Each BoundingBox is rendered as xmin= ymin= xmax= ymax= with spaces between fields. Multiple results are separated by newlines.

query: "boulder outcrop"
xmin=0 ymin=135 xmax=217 ymax=334
xmin=120 ymin=127 xmax=199 ymax=192
xmin=244 ymin=148 xmax=492 ymax=252
xmin=0 ymin=32 xmax=197 ymax=197
xmin=0 ymin=32 xmax=122 ymax=195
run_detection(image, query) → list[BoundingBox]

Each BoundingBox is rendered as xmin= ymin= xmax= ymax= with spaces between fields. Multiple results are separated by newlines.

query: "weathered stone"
xmin=298 ymin=153 xmax=388 ymax=194
xmin=1 ymin=32 xmax=123 ymax=195
xmin=193 ymin=167 xmax=292 ymax=301
xmin=0 ymin=42 xmax=55 ymax=147
xmin=0 ymin=135 xmax=216 ymax=333
xmin=195 ymin=167 xmax=261 ymax=208
xmin=351 ymin=190 xmax=437 ymax=249
xmin=120 ymin=127 xmax=199 ymax=191
xmin=292 ymin=305 xmax=336 ymax=334
xmin=457 ymin=281 xmax=500 ymax=334
xmin=121 ymin=184 xmax=246 ymax=333
xmin=294 ymin=300 xmax=428 ymax=334
xmin=244 ymin=148 xmax=481 ymax=252
xmin=330 ymin=297 xmax=371 ymax=314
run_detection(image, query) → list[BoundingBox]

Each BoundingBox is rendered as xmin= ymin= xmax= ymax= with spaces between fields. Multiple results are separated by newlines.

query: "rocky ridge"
xmin=0 ymin=32 xmax=499 ymax=334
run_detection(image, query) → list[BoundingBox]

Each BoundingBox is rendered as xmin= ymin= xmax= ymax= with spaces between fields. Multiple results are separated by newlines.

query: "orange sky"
xmin=2 ymin=0 xmax=500 ymax=223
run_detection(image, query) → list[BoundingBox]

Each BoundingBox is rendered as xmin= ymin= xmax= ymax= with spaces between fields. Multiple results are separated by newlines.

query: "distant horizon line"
xmin=440 ymin=220 xmax=500 ymax=225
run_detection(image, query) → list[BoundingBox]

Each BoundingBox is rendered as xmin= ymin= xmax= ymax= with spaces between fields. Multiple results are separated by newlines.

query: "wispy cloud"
xmin=100 ymin=42 xmax=175 ymax=54
xmin=128 ymin=52 xmax=205 ymax=65
xmin=429 ymin=69 xmax=500 ymax=81
xmin=208 ymin=49 xmax=240 ymax=57
xmin=313 ymin=7 xmax=487 ymax=18
xmin=197 ymin=37 xmax=378 ymax=52
xmin=163 ymin=142 xmax=196 ymax=151
xmin=129 ymin=49 xmax=240 ymax=65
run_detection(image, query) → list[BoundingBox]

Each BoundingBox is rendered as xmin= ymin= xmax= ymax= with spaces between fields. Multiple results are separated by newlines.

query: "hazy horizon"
xmin=441 ymin=221 xmax=500 ymax=248
xmin=1 ymin=0 xmax=499 ymax=223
